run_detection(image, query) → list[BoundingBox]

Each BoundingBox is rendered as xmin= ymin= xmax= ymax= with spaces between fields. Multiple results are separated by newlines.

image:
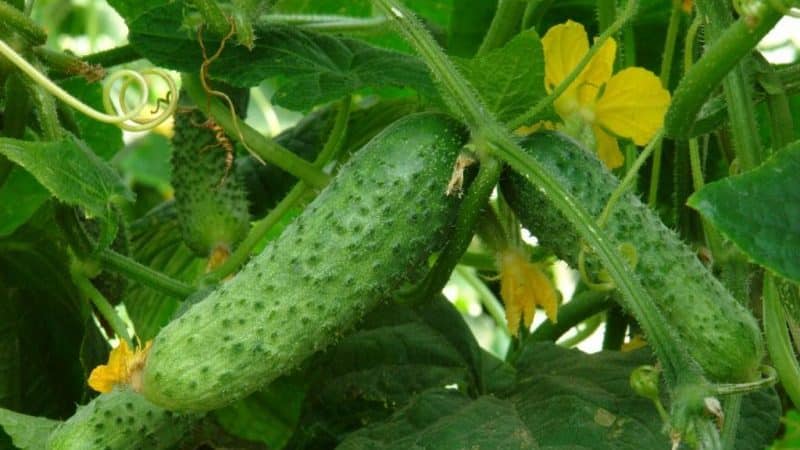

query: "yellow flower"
xmin=88 ymin=340 xmax=152 ymax=393
xmin=498 ymin=248 xmax=559 ymax=336
xmin=541 ymin=21 xmax=671 ymax=168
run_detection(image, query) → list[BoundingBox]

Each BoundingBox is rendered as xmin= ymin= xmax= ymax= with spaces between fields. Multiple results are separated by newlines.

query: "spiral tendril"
xmin=0 ymin=38 xmax=178 ymax=132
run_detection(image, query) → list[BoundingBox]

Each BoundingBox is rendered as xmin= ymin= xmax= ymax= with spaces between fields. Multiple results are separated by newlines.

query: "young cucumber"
xmin=47 ymin=388 xmax=196 ymax=450
xmin=141 ymin=113 xmax=469 ymax=411
xmin=171 ymin=108 xmax=250 ymax=258
xmin=500 ymin=132 xmax=764 ymax=382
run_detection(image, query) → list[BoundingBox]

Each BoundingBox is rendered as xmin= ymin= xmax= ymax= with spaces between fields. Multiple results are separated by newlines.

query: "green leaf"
xmin=213 ymin=376 xmax=306 ymax=449
xmin=0 ymin=409 xmax=60 ymax=450
xmin=339 ymin=389 xmax=537 ymax=449
xmin=60 ymin=78 xmax=124 ymax=161
xmin=105 ymin=0 xmax=170 ymax=22
xmin=0 ymin=137 xmax=134 ymax=228
xmin=772 ymin=410 xmax=800 ymax=449
xmin=0 ymin=168 xmax=49 ymax=237
xmin=688 ymin=142 xmax=800 ymax=283
xmin=735 ymin=388 xmax=782 ymax=450
xmin=458 ymin=30 xmax=545 ymax=123
xmin=448 ymin=0 xmax=496 ymax=57
xmin=116 ymin=133 xmax=173 ymax=196
xmin=290 ymin=296 xmax=501 ymax=448
xmin=127 ymin=3 xmax=436 ymax=110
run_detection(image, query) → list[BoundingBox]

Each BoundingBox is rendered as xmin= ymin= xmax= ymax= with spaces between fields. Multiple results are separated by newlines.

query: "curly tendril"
xmin=0 ymin=39 xmax=178 ymax=132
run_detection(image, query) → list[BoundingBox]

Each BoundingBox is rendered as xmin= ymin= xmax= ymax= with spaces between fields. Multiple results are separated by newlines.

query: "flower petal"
xmin=592 ymin=125 xmax=625 ymax=169
xmin=88 ymin=341 xmax=131 ymax=393
xmin=594 ymin=67 xmax=671 ymax=145
xmin=542 ymin=21 xmax=590 ymax=117
xmin=499 ymin=249 xmax=559 ymax=335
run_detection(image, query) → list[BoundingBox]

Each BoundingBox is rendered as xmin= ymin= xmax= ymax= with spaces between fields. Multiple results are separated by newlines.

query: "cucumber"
xmin=171 ymin=108 xmax=250 ymax=258
xmin=500 ymin=132 xmax=764 ymax=382
xmin=46 ymin=388 xmax=196 ymax=450
xmin=140 ymin=112 xmax=469 ymax=411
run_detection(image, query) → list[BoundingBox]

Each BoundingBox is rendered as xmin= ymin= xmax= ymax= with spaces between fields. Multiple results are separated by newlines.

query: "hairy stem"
xmin=71 ymin=269 xmax=133 ymax=346
xmin=477 ymin=0 xmax=526 ymax=55
xmin=0 ymin=0 xmax=46 ymax=45
xmin=763 ymin=275 xmax=800 ymax=409
xmin=99 ymin=249 xmax=195 ymax=299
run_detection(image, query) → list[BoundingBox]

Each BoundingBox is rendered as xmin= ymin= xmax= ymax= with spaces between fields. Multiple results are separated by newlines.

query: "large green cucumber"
xmin=500 ymin=132 xmax=763 ymax=382
xmin=141 ymin=113 xmax=469 ymax=411
xmin=46 ymin=389 xmax=196 ymax=450
xmin=171 ymin=108 xmax=250 ymax=258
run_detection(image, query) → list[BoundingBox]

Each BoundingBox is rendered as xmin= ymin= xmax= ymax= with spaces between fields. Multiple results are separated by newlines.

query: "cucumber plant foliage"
xmin=0 ymin=0 xmax=798 ymax=449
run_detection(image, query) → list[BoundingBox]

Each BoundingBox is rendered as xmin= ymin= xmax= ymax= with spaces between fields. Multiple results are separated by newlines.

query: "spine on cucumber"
xmin=140 ymin=113 xmax=469 ymax=411
xmin=171 ymin=108 xmax=250 ymax=259
xmin=46 ymin=388 xmax=196 ymax=450
xmin=500 ymin=132 xmax=763 ymax=382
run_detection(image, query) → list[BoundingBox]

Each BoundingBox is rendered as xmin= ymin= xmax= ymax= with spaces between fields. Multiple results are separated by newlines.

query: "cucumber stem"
xmin=182 ymin=73 xmax=331 ymax=189
xmin=455 ymin=266 xmax=509 ymax=336
xmin=507 ymin=0 xmax=638 ymax=130
xmin=664 ymin=3 xmax=783 ymax=139
xmin=0 ymin=0 xmax=46 ymax=45
xmin=98 ymin=249 xmax=196 ymax=299
xmin=528 ymin=289 xmax=610 ymax=343
xmin=763 ymin=275 xmax=800 ymax=409
xmin=603 ymin=305 xmax=627 ymax=350
xmin=720 ymin=394 xmax=742 ymax=450
xmin=257 ymin=14 xmax=390 ymax=34
xmin=560 ymin=312 xmax=604 ymax=348
xmin=372 ymin=0 xmax=701 ymax=388
xmin=71 ymin=268 xmax=133 ymax=346
xmin=476 ymin=0 xmax=526 ymax=55
xmin=522 ymin=0 xmax=554 ymax=30
xmin=81 ymin=45 xmax=142 ymax=70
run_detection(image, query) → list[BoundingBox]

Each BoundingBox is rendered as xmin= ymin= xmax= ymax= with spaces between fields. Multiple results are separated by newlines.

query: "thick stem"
xmin=0 ymin=0 xmax=46 ymax=45
xmin=99 ymin=249 xmax=195 ymax=299
xmin=603 ymin=305 xmax=627 ymax=350
xmin=664 ymin=3 xmax=783 ymax=139
xmin=71 ymin=269 xmax=133 ymax=346
xmin=81 ymin=44 xmax=142 ymax=69
xmin=34 ymin=47 xmax=105 ymax=81
xmin=0 ymin=72 xmax=29 ymax=185
xmin=522 ymin=0 xmax=554 ymax=30
xmin=758 ymin=57 xmax=796 ymax=151
xmin=720 ymin=394 xmax=742 ymax=450
xmin=763 ymin=275 xmax=800 ymax=409
xmin=476 ymin=0 xmax=526 ymax=55
xmin=314 ymin=97 xmax=352 ymax=166
xmin=528 ymin=290 xmax=611 ymax=342
xmin=182 ymin=73 xmax=330 ymax=189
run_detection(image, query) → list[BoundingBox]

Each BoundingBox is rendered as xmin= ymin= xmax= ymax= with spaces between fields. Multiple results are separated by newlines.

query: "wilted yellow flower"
xmin=88 ymin=340 xmax=152 ymax=393
xmin=498 ymin=248 xmax=559 ymax=336
xmin=542 ymin=20 xmax=671 ymax=168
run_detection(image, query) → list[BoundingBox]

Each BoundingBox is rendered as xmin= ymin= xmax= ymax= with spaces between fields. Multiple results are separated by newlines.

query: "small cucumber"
xmin=171 ymin=108 xmax=250 ymax=258
xmin=46 ymin=388 xmax=196 ymax=450
xmin=500 ymin=132 xmax=764 ymax=382
xmin=141 ymin=113 xmax=469 ymax=411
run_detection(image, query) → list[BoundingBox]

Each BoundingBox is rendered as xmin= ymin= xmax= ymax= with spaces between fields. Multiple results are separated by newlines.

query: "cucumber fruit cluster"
xmin=46 ymin=389 xmax=196 ymax=450
xmin=171 ymin=108 xmax=250 ymax=258
xmin=500 ymin=132 xmax=764 ymax=382
xmin=140 ymin=113 xmax=469 ymax=411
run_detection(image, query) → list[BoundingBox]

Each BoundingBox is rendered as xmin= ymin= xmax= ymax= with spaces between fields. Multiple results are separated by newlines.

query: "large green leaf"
xmin=127 ymin=3 xmax=436 ymax=110
xmin=688 ymin=141 xmax=800 ymax=283
xmin=0 ymin=137 xmax=134 ymax=230
xmin=0 ymin=168 xmax=49 ymax=237
xmin=289 ymin=296 xmax=510 ymax=448
xmin=0 ymin=409 xmax=60 ymax=450
xmin=458 ymin=30 xmax=546 ymax=123
xmin=59 ymin=78 xmax=124 ymax=161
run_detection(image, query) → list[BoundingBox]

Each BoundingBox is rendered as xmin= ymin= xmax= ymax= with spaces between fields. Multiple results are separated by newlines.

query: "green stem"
xmin=189 ymin=0 xmax=230 ymax=36
xmin=763 ymin=275 xmax=800 ymax=409
xmin=720 ymin=394 xmax=742 ymax=450
xmin=314 ymin=98 xmax=352 ymax=166
xmin=0 ymin=0 xmax=46 ymax=45
xmin=34 ymin=47 xmax=105 ymax=81
xmin=205 ymin=181 xmax=310 ymax=284
xmin=507 ymin=0 xmax=638 ymax=130
xmin=603 ymin=305 xmax=627 ymax=350
xmin=522 ymin=0 xmax=554 ymax=30
xmin=560 ymin=312 xmax=604 ymax=348
xmin=182 ymin=73 xmax=330 ymax=189
xmin=458 ymin=251 xmax=496 ymax=271
xmin=476 ymin=0 xmax=526 ymax=55
xmin=664 ymin=3 xmax=783 ymax=139
xmin=258 ymin=14 xmax=390 ymax=33
xmin=455 ymin=266 xmax=509 ymax=336
xmin=373 ymin=0 xmax=700 ymax=388
xmin=647 ymin=0 xmax=684 ymax=207
xmin=597 ymin=0 xmax=617 ymax=32
xmin=0 ymin=72 xmax=29 ymax=186
xmin=407 ymin=155 xmax=502 ymax=303
xmin=757 ymin=56 xmax=796 ymax=151
xmin=98 ymin=249 xmax=195 ymax=299
xmin=71 ymin=269 xmax=132 ymax=346
xmin=81 ymin=44 xmax=142 ymax=69
xmin=25 ymin=63 xmax=62 ymax=140
xmin=528 ymin=290 xmax=610 ymax=342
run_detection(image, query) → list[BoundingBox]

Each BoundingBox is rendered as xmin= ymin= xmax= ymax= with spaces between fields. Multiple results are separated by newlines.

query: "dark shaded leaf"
xmin=0 ymin=409 xmax=60 ymax=450
xmin=688 ymin=141 xmax=800 ymax=283
xmin=0 ymin=168 xmax=49 ymax=237
xmin=60 ymin=78 xmax=123 ymax=161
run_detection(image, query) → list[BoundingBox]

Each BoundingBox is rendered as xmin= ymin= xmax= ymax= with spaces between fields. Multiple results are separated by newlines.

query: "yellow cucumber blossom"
xmin=541 ymin=20 xmax=671 ymax=168
xmin=498 ymin=248 xmax=559 ymax=336
xmin=88 ymin=339 xmax=152 ymax=393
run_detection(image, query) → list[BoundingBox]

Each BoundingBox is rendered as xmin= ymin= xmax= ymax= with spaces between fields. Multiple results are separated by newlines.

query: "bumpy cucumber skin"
xmin=500 ymin=132 xmax=764 ymax=382
xmin=171 ymin=109 xmax=250 ymax=257
xmin=142 ymin=113 xmax=468 ymax=411
xmin=46 ymin=389 xmax=195 ymax=450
